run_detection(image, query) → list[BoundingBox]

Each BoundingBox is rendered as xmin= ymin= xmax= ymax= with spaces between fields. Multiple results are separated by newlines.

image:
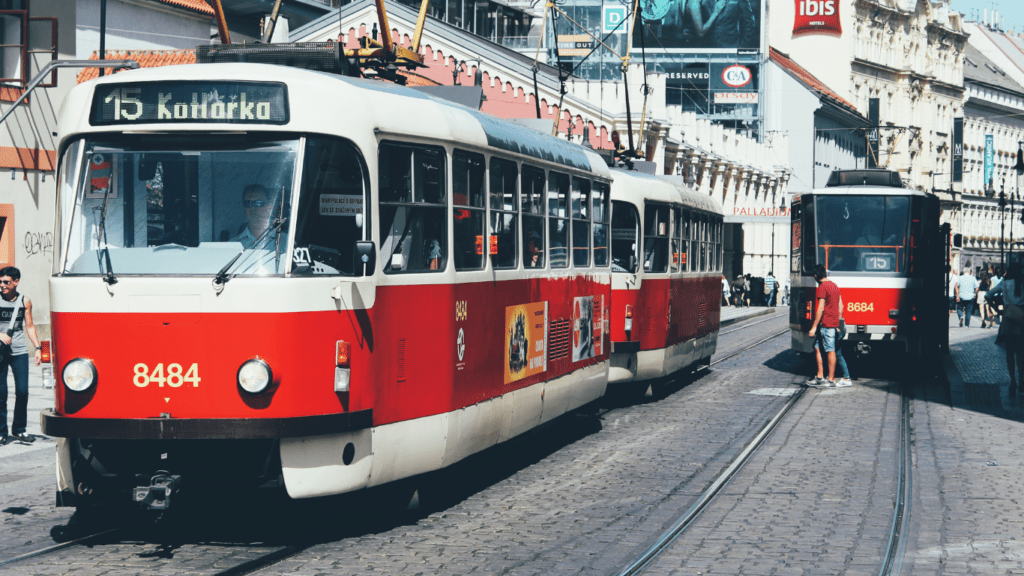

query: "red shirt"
xmin=816 ymin=280 xmax=841 ymax=328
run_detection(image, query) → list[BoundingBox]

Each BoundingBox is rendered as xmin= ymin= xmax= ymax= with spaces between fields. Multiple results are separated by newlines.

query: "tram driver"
xmin=233 ymin=184 xmax=279 ymax=249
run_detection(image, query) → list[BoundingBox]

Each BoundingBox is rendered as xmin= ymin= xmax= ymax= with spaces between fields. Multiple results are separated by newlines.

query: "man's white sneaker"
xmin=836 ymin=378 xmax=853 ymax=387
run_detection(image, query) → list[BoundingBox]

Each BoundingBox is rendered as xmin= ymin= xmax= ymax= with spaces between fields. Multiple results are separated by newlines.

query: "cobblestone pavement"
xmin=901 ymin=313 xmax=1024 ymax=576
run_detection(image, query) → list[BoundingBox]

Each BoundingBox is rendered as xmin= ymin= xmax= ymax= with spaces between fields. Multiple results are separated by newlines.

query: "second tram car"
xmin=790 ymin=169 xmax=947 ymax=359
xmin=608 ymin=170 xmax=724 ymax=387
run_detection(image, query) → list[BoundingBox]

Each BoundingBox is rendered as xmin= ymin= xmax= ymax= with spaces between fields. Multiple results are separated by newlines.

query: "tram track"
xmin=606 ymin=336 xmax=915 ymax=576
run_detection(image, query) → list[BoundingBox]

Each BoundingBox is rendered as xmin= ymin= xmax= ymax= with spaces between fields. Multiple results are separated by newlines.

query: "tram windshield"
xmin=59 ymin=135 xmax=368 ymax=277
xmin=814 ymin=195 xmax=910 ymax=274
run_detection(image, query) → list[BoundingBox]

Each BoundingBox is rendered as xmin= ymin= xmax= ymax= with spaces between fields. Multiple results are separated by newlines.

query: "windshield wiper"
xmin=212 ymin=217 xmax=286 ymax=292
xmin=94 ymin=183 xmax=117 ymax=285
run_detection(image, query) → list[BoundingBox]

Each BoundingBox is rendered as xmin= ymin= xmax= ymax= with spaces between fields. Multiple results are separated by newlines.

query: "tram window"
xmin=611 ymin=200 xmax=640 ymax=273
xmin=293 ymin=137 xmax=368 ymax=275
xmin=453 ymin=150 xmax=486 ymax=271
xmin=521 ymin=165 xmax=545 ymax=268
xmin=643 ymin=204 xmax=669 ymax=273
xmin=379 ymin=142 xmax=447 ymax=274
xmin=814 ymin=195 xmax=909 ymax=273
xmin=549 ymin=172 xmax=570 ymax=268
xmin=572 ymin=178 xmax=591 ymax=267
xmin=671 ymin=207 xmax=681 ymax=273
xmin=592 ymin=182 xmax=610 ymax=267
xmin=490 ymin=158 xmax=518 ymax=269
xmin=791 ymin=201 xmax=803 ymax=274
xmin=700 ymin=214 xmax=708 ymax=272
xmin=63 ymin=136 xmax=299 ymax=276
xmin=802 ymin=197 xmax=816 ymax=273
xmin=679 ymin=210 xmax=689 ymax=272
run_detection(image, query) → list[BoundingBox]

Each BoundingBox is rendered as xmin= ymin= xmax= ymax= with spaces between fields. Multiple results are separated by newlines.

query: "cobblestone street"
xmin=3 ymin=309 xmax=1024 ymax=575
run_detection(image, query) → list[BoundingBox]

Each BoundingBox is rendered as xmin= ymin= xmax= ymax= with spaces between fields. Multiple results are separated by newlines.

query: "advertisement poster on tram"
xmin=573 ymin=295 xmax=603 ymax=362
xmin=504 ymin=302 xmax=548 ymax=384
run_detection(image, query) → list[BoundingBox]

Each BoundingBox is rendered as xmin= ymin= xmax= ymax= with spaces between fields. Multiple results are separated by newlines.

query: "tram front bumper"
xmin=40 ymin=408 xmax=373 ymax=440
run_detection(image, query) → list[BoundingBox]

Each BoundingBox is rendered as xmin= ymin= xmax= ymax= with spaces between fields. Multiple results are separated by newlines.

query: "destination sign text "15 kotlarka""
xmin=90 ymin=81 xmax=289 ymax=126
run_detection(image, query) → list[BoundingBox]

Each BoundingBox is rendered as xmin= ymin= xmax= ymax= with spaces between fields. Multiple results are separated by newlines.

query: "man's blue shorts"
xmin=815 ymin=327 xmax=838 ymax=353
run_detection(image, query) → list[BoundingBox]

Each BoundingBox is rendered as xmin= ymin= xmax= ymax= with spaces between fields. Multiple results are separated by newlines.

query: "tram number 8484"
xmin=133 ymin=363 xmax=202 ymax=387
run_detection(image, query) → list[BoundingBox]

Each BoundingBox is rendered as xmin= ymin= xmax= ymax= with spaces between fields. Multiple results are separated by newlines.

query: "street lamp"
xmin=771 ymin=192 xmax=786 ymax=305
xmin=1000 ymin=179 xmax=1008 ymax=271
xmin=1014 ymin=143 xmax=1024 ymax=268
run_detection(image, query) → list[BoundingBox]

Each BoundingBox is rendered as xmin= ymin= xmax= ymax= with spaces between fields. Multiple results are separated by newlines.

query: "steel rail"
xmin=879 ymin=389 xmax=912 ymax=576
xmin=0 ymin=528 xmax=120 ymax=568
xmin=709 ymin=329 xmax=789 ymax=367
xmin=719 ymin=313 xmax=786 ymax=336
xmin=614 ymin=378 xmax=805 ymax=576
xmin=212 ymin=544 xmax=314 ymax=576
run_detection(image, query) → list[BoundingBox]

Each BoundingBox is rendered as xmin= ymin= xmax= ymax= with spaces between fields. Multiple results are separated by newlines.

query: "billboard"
xmin=792 ymin=0 xmax=842 ymax=37
xmin=633 ymin=0 xmax=763 ymax=51
xmin=504 ymin=301 xmax=548 ymax=384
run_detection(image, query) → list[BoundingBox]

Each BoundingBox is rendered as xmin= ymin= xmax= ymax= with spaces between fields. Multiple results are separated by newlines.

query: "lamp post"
xmin=985 ymin=179 xmax=997 ymax=270
xmin=1000 ymin=179 xmax=1007 ymax=271
xmin=1014 ymin=143 xmax=1024 ymax=269
xmin=771 ymin=192 xmax=786 ymax=305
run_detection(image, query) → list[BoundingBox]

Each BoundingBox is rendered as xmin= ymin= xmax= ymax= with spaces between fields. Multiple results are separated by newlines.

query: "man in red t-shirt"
xmin=808 ymin=264 xmax=844 ymax=386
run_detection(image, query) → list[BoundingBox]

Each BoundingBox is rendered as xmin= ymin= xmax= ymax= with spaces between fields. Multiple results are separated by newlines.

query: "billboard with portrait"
xmin=633 ymin=0 xmax=763 ymax=51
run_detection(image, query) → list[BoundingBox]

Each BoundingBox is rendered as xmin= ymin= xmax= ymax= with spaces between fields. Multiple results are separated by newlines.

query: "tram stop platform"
xmin=720 ymin=303 xmax=779 ymax=327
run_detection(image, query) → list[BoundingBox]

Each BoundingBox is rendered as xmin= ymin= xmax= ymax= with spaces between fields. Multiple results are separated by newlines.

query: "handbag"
xmin=1004 ymin=298 xmax=1024 ymax=324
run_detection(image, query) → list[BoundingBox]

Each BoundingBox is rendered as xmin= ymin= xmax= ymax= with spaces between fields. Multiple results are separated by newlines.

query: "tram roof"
xmin=795 ymin=186 xmax=932 ymax=198
xmin=59 ymin=63 xmax=611 ymax=178
xmin=609 ymin=168 xmax=723 ymax=214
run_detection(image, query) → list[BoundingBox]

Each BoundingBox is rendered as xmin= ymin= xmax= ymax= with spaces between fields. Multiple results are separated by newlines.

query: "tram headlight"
xmin=237 ymin=359 xmax=273 ymax=394
xmin=62 ymin=359 xmax=97 ymax=393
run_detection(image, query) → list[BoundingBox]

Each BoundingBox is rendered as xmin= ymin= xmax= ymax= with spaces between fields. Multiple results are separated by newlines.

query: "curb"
xmin=721 ymin=307 xmax=777 ymax=328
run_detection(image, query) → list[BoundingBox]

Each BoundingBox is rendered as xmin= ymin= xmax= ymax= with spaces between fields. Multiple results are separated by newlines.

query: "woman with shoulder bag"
xmin=987 ymin=262 xmax=1024 ymax=397
xmin=977 ymin=272 xmax=992 ymax=328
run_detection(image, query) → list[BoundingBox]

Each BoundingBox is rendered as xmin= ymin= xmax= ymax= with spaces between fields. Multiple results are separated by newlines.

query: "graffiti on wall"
xmin=24 ymin=231 xmax=53 ymax=259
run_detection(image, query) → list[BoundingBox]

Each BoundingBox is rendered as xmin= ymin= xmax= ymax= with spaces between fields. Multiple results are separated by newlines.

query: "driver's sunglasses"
xmin=243 ymin=200 xmax=270 ymax=208
xmin=0 ymin=280 xmax=12 ymax=285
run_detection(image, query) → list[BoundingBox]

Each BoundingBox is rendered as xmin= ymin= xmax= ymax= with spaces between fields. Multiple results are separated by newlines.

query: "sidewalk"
xmin=721 ymin=304 xmax=781 ymax=327
xmin=944 ymin=309 xmax=1024 ymax=416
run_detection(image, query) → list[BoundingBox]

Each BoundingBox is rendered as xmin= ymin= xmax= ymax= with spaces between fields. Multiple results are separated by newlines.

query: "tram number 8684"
xmin=847 ymin=302 xmax=874 ymax=312
xmin=133 ymin=363 xmax=202 ymax=387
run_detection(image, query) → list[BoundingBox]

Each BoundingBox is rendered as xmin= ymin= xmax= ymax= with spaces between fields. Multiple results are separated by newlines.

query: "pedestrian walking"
xmin=731 ymin=274 xmax=745 ymax=307
xmin=955 ymin=266 xmax=978 ymax=327
xmin=978 ymin=272 xmax=992 ymax=328
xmin=721 ymin=275 xmax=731 ymax=307
xmin=948 ymin=267 xmax=958 ymax=318
xmin=764 ymin=271 xmax=777 ymax=307
xmin=991 ymin=267 xmax=1003 ymax=325
xmin=988 ymin=262 xmax=1024 ymax=397
xmin=806 ymin=264 xmax=850 ymax=387
xmin=783 ymin=277 xmax=791 ymax=306
xmin=743 ymin=274 xmax=752 ymax=307
xmin=0 ymin=266 xmax=41 ymax=445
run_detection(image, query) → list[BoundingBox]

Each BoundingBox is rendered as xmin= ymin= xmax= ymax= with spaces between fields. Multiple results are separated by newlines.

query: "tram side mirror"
xmin=138 ymin=159 xmax=157 ymax=181
xmin=953 ymin=233 xmax=962 ymax=248
xmin=353 ymin=241 xmax=376 ymax=277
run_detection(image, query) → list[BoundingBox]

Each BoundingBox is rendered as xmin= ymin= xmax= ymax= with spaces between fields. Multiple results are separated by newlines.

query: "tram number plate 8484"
xmin=134 ymin=363 xmax=201 ymax=387
xmin=847 ymin=302 xmax=874 ymax=312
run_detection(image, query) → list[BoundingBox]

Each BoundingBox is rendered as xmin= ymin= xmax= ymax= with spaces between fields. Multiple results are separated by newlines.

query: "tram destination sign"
xmin=90 ymin=81 xmax=289 ymax=126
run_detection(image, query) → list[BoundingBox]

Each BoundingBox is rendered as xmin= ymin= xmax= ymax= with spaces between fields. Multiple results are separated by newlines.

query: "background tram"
xmin=789 ymin=169 xmax=948 ymax=360
xmin=608 ymin=170 xmax=724 ymax=388
xmin=42 ymin=63 xmax=621 ymax=510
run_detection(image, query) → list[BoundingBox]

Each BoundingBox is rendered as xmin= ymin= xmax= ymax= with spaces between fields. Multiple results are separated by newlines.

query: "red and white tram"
xmin=42 ymin=63 xmax=622 ymax=509
xmin=789 ymin=170 xmax=947 ymax=359
xmin=608 ymin=170 xmax=724 ymax=387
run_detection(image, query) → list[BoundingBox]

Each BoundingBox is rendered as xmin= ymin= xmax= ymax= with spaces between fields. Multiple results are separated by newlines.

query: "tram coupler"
xmin=855 ymin=342 xmax=872 ymax=356
xmin=132 ymin=471 xmax=181 ymax=510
